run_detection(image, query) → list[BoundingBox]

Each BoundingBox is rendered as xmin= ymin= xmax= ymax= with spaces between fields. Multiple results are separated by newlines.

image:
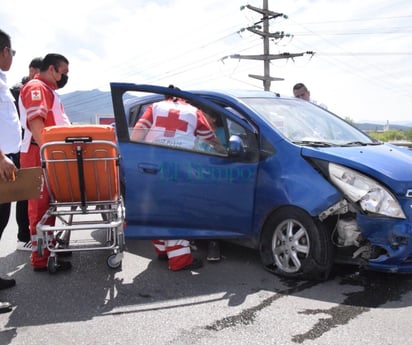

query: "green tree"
xmin=405 ymin=129 xmax=412 ymax=141
xmin=344 ymin=116 xmax=354 ymax=124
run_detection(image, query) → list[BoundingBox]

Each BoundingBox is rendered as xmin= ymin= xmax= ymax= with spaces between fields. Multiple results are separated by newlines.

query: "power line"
xmin=318 ymin=52 xmax=412 ymax=56
xmin=294 ymin=14 xmax=412 ymax=25
xmin=63 ymin=4 xmax=412 ymax=111
xmin=295 ymin=28 xmax=412 ymax=36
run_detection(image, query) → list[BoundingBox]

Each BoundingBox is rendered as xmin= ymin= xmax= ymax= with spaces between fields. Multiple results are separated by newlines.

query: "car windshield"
xmin=241 ymin=97 xmax=377 ymax=146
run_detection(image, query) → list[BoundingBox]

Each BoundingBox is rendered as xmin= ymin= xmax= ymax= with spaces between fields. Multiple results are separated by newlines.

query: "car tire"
xmin=259 ymin=206 xmax=334 ymax=281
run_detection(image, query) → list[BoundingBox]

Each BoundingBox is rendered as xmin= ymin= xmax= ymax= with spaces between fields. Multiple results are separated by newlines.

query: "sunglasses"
xmin=6 ymin=47 xmax=16 ymax=57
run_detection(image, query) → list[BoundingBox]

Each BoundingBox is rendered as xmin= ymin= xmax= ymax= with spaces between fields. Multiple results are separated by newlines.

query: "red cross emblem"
xmin=155 ymin=109 xmax=188 ymax=137
xmin=31 ymin=90 xmax=41 ymax=101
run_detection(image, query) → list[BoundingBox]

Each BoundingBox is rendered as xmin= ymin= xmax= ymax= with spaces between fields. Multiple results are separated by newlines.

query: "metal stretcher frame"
xmin=37 ymin=125 xmax=125 ymax=273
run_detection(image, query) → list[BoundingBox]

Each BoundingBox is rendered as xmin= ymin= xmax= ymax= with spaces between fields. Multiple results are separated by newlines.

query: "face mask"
xmin=56 ymin=73 xmax=68 ymax=89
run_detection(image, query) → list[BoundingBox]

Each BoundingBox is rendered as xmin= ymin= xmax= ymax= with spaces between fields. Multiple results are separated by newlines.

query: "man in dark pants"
xmin=0 ymin=28 xmax=20 ymax=314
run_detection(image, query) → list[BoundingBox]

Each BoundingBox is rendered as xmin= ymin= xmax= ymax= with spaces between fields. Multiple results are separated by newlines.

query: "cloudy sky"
xmin=1 ymin=0 xmax=412 ymax=124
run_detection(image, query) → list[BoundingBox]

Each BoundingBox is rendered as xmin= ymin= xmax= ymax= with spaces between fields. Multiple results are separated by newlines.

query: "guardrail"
xmin=389 ymin=141 xmax=412 ymax=148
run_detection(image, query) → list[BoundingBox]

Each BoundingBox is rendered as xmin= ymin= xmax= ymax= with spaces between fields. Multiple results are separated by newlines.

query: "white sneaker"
xmin=16 ymin=241 xmax=32 ymax=252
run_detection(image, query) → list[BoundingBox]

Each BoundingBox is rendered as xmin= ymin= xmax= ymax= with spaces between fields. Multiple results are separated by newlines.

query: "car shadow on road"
xmin=1 ymin=233 xmax=412 ymax=339
xmin=0 ymin=237 xmax=291 ymax=331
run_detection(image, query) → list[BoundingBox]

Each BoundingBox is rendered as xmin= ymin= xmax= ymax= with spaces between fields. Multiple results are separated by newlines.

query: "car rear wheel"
xmin=259 ymin=207 xmax=334 ymax=281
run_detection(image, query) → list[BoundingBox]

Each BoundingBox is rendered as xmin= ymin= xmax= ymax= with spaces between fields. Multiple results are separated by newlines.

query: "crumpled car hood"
xmin=301 ymin=143 xmax=412 ymax=195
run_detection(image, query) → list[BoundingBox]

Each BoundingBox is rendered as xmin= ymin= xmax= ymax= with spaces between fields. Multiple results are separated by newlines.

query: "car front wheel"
xmin=259 ymin=207 xmax=334 ymax=281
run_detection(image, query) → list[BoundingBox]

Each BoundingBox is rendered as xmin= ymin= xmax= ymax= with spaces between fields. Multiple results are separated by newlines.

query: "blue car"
xmin=111 ymin=83 xmax=412 ymax=280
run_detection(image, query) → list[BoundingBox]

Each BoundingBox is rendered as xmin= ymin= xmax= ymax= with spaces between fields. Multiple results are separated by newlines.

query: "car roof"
xmin=112 ymin=82 xmax=293 ymax=103
xmin=189 ymin=88 xmax=283 ymax=99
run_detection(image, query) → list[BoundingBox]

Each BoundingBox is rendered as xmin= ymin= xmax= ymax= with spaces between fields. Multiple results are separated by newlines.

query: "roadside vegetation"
xmin=367 ymin=129 xmax=412 ymax=142
xmin=343 ymin=116 xmax=412 ymax=142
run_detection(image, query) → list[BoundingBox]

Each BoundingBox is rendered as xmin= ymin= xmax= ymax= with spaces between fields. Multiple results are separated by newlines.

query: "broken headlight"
xmin=328 ymin=163 xmax=406 ymax=219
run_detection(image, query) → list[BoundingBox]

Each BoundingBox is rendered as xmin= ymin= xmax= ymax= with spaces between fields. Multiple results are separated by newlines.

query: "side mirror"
xmin=228 ymin=135 xmax=246 ymax=157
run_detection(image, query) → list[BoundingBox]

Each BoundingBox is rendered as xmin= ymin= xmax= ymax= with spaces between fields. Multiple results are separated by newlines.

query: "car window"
xmin=128 ymin=103 xmax=150 ymax=128
xmin=242 ymin=97 xmax=375 ymax=145
xmin=127 ymin=94 xmax=228 ymax=156
xmin=123 ymin=90 xmax=260 ymax=161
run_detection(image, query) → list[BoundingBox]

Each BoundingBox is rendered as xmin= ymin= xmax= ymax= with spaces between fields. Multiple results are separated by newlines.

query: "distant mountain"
xmin=61 ymin=89 xmax=113 ymax=124
xmin=355 ymin=123 xmax=412 ymax=131
xmin=60 ymin=90 xmax=412 ymax=130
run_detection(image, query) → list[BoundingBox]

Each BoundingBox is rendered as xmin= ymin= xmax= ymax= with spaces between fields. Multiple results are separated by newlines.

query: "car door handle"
xmin=138 ymin=163 xmax=160 ymax=174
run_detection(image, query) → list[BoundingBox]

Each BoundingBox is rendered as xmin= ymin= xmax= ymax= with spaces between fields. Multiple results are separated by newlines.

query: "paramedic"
xmin=132 ymin=87 xmax=222 ymax=150
xmin=19 ymin=53 xmax=72 ymax=272
xmin=132 ymin=85 xmax=221 ymax=271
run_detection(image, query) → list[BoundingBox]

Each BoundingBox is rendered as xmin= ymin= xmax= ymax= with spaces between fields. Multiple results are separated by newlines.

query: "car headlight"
xmin=328 ymin=163 xmax=406 ymax=219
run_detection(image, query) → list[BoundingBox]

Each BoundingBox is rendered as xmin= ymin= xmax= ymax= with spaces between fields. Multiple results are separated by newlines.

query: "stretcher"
xmin=36 ymin=124 xmax=125 ymax=273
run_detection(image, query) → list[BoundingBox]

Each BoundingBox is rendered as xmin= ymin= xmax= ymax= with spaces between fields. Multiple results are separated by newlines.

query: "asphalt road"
xmin=1 ymin=204 xmax=412 ymax=345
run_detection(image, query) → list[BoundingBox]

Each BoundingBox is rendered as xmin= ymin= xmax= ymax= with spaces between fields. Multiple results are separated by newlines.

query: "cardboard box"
xmin=0 ymin=167 xmax=42 ymax=203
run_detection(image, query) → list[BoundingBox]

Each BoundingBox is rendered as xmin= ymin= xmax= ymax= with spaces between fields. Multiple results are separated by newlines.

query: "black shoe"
xmin=0 ymin=301 xmax=12 ymax=314
xmin=207 ymin=240 xmax=221 ymax=262
xmin=0 ymin=277 xmax=16 ymax=290
xmin=179 ymin=258 xmax=203 ymax=271
xmin=33 ymin=261 xmax=72 ymax=273
xmin=157 ymin=254 xmax=168 ymax=261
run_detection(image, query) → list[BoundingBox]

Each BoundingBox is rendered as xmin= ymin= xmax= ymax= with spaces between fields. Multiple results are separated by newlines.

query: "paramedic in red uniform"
xmin=19 ymin=53 xmax=72 ymax=272
xmin=132 ymin=85 xmax=222 ymax=271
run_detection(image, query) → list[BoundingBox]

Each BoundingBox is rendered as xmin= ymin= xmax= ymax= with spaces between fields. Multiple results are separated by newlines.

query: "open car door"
xmin=111 ymin=83 xmax=260 ymax=240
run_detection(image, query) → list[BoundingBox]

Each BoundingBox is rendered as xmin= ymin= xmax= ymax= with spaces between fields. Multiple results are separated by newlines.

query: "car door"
xmin=111 ymin=83 xmax=260 ymax=240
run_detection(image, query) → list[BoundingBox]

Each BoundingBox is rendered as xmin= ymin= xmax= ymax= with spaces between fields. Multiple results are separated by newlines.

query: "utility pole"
xmin=222 ymin=0 xmax=313 ymax=91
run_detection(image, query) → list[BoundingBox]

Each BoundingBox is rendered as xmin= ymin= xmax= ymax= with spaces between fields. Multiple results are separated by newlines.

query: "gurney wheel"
xmin=47 ymin=256 xmax=57 ymax=274
xmin=107 ymin=254 xmax=122 ymax=269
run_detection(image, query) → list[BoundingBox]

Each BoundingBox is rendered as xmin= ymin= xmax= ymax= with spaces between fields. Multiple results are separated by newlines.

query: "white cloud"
xmin=1 ymin=0 xmax=412 ymax=124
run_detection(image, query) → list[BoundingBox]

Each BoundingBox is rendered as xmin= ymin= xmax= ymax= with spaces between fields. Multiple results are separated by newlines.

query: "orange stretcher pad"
xmin=41 ymin=125 xmax=119 ymax=204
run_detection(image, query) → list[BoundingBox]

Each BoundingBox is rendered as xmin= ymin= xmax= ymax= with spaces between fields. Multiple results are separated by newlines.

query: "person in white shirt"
xmin=0 ymin=28 xmax=20 ymax=314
